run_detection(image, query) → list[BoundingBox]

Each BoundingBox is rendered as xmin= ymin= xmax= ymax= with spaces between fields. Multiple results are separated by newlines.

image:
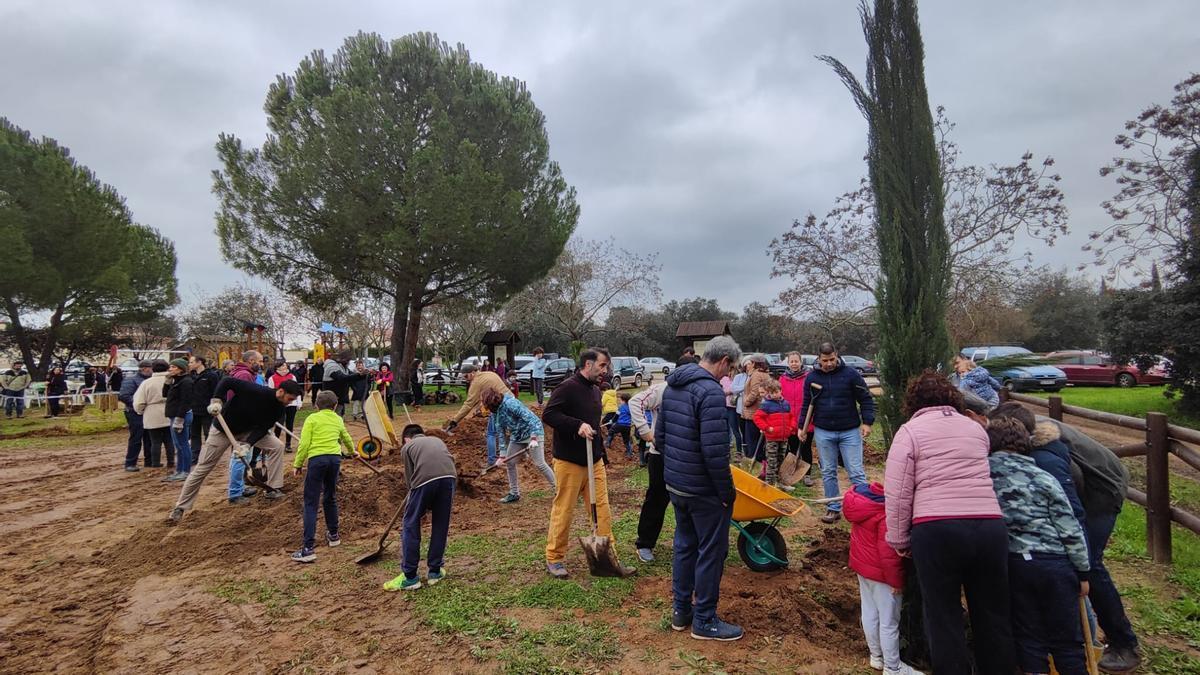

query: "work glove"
xmin=232 ymin=443 xmax=252 ymax=464
xmin=207 ymin=398 xmax=223 ymax=416
xmin=443 ymin=420 xmax=458 ymax=433
xmin=172 ymin=417 xmax=184 ymax=432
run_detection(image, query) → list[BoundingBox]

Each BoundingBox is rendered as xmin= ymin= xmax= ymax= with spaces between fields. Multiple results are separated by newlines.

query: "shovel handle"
xmin=214 ymin=413 xmax=247 ymax=466
xmin=480 ymin=445 xmax=532 ymax=476
xmin=585 ymin=437 xmax=599 ymax=535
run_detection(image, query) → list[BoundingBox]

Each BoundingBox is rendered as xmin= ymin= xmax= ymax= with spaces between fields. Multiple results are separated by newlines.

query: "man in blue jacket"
xmin=656 ymin=335 xmax=743 ymax=641
xmin=119 ymin=360 xmax=153 ymax=472
xmin=798 ymin=343 xmax=875 ymax=524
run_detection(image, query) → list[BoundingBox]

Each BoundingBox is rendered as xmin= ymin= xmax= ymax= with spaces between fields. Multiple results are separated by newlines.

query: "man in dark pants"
xmin=657 ymin=336 xmax=743 ymax=641
xmin=119 ymin=360 xmax=152 ymax=472
xmin=308 ymin=358 xmax=324 ymax=406
xmin=384 ymin=424 xmax=457 ymax=591
xmin=188 ymin=356 xmax=222 ymax=464
xmin=629 ymin=382 xmax=667 ymax=563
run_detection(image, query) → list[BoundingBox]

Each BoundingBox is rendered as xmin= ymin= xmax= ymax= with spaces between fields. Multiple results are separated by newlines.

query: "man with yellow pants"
xmin=542 ymin=347 xmax=635 ymax=579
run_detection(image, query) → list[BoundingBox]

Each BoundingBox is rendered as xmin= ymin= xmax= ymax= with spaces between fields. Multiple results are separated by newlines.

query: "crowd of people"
xmin=115 ymin=335 xmax=1145 ymax=674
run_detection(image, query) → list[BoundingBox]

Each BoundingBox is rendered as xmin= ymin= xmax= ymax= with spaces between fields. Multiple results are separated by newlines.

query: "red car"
xmin=1044 ymin=351 xmax=1167 ymax=388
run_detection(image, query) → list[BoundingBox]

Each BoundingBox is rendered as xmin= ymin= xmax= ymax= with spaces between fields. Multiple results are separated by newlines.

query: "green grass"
xmin=0 ymin=406 xmax=126 ymax=438
xmin=210 ymin=573 xmax=316 ymax=619
xmin=1028 ymin=386 xmax=1200 ymax=430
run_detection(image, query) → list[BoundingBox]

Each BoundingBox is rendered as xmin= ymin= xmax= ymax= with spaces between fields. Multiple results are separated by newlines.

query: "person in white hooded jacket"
xmin=629 ymin=382 xmax=667 ymax=563
xmin=133 ymin=360 xmax=172 ymax=468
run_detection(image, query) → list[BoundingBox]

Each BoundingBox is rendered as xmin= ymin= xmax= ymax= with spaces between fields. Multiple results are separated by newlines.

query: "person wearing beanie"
xmin=162 ymin=358 xmax=195 ymax=481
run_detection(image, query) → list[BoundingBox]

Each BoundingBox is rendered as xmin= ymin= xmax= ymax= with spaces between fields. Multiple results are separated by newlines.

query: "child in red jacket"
xmin=843 ymin=482 xmax=923 ymax=675
xmin=753 ymin=379 xmax=794 ymax=489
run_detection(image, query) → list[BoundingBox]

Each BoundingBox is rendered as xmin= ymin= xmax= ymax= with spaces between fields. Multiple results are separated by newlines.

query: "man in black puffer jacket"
xmin=657 ymin=335 xmax=743 ymax=642
xmin=798 ymin=343 xmax=875 ymax=524
xmin=188 ymin=356 xmax=223 ymax=465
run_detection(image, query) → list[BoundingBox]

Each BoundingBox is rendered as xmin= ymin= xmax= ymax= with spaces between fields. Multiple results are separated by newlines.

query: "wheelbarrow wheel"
xmin=356 ymin=436 xmax=384 ymax=460
xmin=736 ymin=522 xmax=787 ymax=572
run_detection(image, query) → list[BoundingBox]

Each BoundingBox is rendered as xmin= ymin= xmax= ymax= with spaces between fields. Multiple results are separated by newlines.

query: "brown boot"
xmin=820 ymin=510 xmax=841 ymax=524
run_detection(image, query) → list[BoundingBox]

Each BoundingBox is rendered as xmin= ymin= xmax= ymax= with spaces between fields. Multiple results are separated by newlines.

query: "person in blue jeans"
xmin=384 ymin=424 xmax=458 ymax=591
xmin=657 ymin=336 xmax=745 ymax=642
xmin=163 ymin=359 xmax=194 ymax=482
xmin=798 ymin=343 xmax=874 ymax=524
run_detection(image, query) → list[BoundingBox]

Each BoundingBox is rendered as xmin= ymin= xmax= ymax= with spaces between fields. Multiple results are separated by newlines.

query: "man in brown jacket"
xmin=444 ymin=363 xmax=512 ymax=467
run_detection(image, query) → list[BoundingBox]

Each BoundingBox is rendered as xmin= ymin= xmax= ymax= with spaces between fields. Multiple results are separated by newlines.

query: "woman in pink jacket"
xmin=884 ymin=372 xmax=1014 ymax=675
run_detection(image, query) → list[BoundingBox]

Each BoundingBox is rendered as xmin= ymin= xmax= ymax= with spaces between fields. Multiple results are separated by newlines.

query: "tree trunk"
xmin=401 ymin=297 xmax=425 ymax=403
xmin=389 ymin=288 xmax=411 ymax=400
xmin=3 ymin=299 xmax=38 ymax=379
xmin=34 ymin=304 xmax=66 ymax=381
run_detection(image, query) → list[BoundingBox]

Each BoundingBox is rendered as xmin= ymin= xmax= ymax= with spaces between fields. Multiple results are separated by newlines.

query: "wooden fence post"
xmin=1146 ymin=412 xmax=1172 ymax=563
xmin=1048 ymin=395 xmax=1063 ymax=422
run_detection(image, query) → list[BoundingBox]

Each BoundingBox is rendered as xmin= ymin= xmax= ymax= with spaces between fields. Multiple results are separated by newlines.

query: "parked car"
xmin=609 ymin=356 xmax=646 ymax=390
xmin=960 ymin=346 xmax=1067 ymax=392
xmin=638 ymin=357 xmax=675 ymax=376
xmin=841 ymin=355 xmax=878 ymax=376
xmin=763 ymin=353 xmax=788 ymax=377
xmin=1044 ymin=350 xmax=1167 ymax=388
xmin=802 ymin=354 xmax=818 ymax=371
xmin=512 ymin=355 xmax=535 ymax=372
xmin=515 ymin=357 xmax=576 ymax=390
xmin=64 ymin=359 xmax=94 ymax=380
xmin=118 ymin=358 xmax=141 ymax=376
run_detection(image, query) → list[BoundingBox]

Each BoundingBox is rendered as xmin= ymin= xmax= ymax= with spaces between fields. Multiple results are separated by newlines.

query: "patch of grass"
xmin=407 ymin=582 xmax=513 ymax=637
xmin=445 ymin=533 xmax=543 ymax=574
xmin=675 ymin=649 xmax=728 ymax=674
xmin=624 ymin=468 xmax=650 ymax=490
xmin=210 ymin=572 xmax=315 ymax=619
xmin=527 ymin=489 xmax=550 ymax=499
xmin=490 ymin=620 xmax=620 ymax=674
xmin=1028 ymin=387 xmax=1200 ymax=430
xmin=1122 ymin=458 xmax=1200 ymax=513
xmin=507 ymin=576 xmax=637 ymax=612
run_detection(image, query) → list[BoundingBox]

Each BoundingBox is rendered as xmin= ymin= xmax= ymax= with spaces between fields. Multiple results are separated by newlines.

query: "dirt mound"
xmin=722 ymin=528 xmax=860 ymax=655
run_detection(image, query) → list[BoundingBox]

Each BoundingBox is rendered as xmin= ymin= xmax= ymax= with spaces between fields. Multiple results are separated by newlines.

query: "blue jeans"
xmin=170 ymin=410 xmax=193 ymax=473
xmin=228 ymin=453 xmax=246 ymax=498
xmin=669 ymin=493 xmax=733 ymax=624
xmin=485 ymin=414 xmax=508 ymax=465
xmin=402 ymin=477 xmax=455 ymax=577
xmin=3 ymin=390 xmax=25 ymax=417
xmin=302 ymin=455 xmax=340 ymax=549
xmin=123 ymin=411 xmax=149 ymax=468
xmin=1086 ymin=511 xmax=1138 ymax=649
xmin=726 ymin=408 xmax=743 ymax=456
xmin=1009 ymin=553 xmax=1086 ymax=675
xmin=814 ymin=427 xmax=867 ymax=511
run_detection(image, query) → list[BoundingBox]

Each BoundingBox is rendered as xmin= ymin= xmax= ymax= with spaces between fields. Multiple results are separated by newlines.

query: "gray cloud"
xmin=3 ymin=0 xmax=1197 ymax=313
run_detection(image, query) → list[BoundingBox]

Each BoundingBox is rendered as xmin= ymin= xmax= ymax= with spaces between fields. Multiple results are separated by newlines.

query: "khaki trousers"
xmin=545 ymin=459 xmax=614 ymax=564
xmin=174 ymin=427 xmax=285 ymax=511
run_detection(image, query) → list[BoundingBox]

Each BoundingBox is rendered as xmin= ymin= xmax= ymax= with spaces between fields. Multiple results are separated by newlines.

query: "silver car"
xmin=638 ymin=357 xmax=675 ymax=376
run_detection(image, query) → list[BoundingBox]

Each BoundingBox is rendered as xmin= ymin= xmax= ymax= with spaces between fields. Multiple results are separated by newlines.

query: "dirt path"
xmin=0 ymin=416 xmax=865 ymax=674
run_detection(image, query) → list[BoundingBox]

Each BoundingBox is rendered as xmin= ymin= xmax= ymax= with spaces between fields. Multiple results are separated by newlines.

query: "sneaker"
xmin=820 ymin=510 xmax=841 ymax=524
xmin=427 ymin=569 xmax=445 ymax=585
xmin=869 ymin=654 xmax=884 ymax=670
xmin=241 ymin=486 xmax=259 ymax=497
xmin=884 ymin=664 xmax=924 ymax=675
xmin=167 ymin=507 xmax=184 ymax=524
xmin=383 ymin=574 xmax=421 ymax=591
xmin=264 ymin=489 xmax=285 ymax=500
xmin=291 ymin=548 xmax=316 ymax=563
xmin=124 ymin=466 xmax=141 ymax=473
xmin=690 ymin=617 xmax=744 ymax=641
xmin=1098 ymin=646 xmax=1142 ymax=673
xmin=227 ymin=496 xmax=251 ymax=506
xmin=499 ymin=493 xmax=520 ymax=504
xmin=637 ymin=548 xmax=655 ymax=563
xmin=284 ymin=448 xmax=293 ymax=454
xmin=326 ymin=532 xmax=341 ymax=548
xmin=546 ymin=562 xmax=569 ymax=579
xmin=671 ymin=610 xmax=693 ymax=632
xmin=163 ymin=472 xmax=187 ymax=482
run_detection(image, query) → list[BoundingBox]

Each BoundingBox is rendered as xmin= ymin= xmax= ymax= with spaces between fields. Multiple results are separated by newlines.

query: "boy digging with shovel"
xmin=384 ymin=424 xmax=457 ymax=591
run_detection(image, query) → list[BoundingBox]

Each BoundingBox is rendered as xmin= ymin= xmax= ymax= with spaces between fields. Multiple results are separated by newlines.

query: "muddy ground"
xmin=0 ymin=413 xmax=869 ymax=674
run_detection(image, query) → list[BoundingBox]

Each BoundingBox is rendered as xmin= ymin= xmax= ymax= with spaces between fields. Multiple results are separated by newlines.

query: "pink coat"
xmin=843 ymin=482 xmax=905 ymax=589
xmin=779 ymin=370 xmax=808 ymax=430
xmin=884 ymin=405 xmax=1001 ymax=550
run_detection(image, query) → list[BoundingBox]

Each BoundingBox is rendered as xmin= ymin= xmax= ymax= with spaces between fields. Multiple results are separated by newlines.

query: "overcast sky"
xmin=3 ymin=1 xmax=1198 ymax=315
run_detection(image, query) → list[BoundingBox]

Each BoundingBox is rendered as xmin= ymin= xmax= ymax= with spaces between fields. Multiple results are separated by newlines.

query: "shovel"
xmin=214 ymin=413 xmax=271 ymax=490
xmin=355 ymin=493 xmax=409 ymax=565
xmin=578 ymin=438 xmax=632 ymax=578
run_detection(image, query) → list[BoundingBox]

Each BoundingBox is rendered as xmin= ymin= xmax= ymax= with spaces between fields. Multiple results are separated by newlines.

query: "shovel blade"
xmin=355 ymin=545 xmax=387 ymax=565
xmin=779 ymin=455 xmax=811 ymax=487
xmin=579 ymin=534 xmax=626 ymax=578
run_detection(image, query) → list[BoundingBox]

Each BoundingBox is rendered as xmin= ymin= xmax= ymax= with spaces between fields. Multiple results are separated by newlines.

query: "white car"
xmin=638 ymin=357 xmax=675 ymax=376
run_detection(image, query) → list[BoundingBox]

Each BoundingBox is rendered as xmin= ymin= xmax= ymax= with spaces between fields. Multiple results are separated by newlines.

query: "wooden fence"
xmin=1001 ymin=390 xmax=1200 ymax=564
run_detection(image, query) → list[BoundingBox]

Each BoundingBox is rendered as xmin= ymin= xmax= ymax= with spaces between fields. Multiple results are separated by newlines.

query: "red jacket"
xmin=752 ymin=398 xmax=794 ymax=442
xmin=843 ymin=482 xmax=905 ymax=589
xmin=779 ymin=369 xmax=810 ymax=433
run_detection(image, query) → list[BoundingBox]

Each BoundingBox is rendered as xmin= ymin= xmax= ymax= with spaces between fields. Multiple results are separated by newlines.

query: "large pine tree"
xmin=820 ymin=0 xmax=952 ymax=439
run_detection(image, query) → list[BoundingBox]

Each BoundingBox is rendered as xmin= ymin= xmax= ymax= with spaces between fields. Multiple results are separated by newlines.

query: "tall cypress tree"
xmin=820 ymin=0 xmax=951 ymax=440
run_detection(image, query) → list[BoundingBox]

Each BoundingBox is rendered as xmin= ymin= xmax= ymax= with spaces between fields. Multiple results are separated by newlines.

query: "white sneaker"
xmin=884 ymin=663 xmax=924 ymax=675
xmin=869 ymin=655 xmax=884 ymax=670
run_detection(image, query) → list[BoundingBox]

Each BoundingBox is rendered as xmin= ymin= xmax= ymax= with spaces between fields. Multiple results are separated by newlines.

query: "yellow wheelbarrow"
xmin=730 ymin=465 xmax=809 ymax=572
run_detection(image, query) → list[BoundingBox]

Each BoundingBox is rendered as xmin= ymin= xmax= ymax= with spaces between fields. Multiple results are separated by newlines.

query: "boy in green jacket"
xmin=291 ymin=390 xmax=354 ymax=563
